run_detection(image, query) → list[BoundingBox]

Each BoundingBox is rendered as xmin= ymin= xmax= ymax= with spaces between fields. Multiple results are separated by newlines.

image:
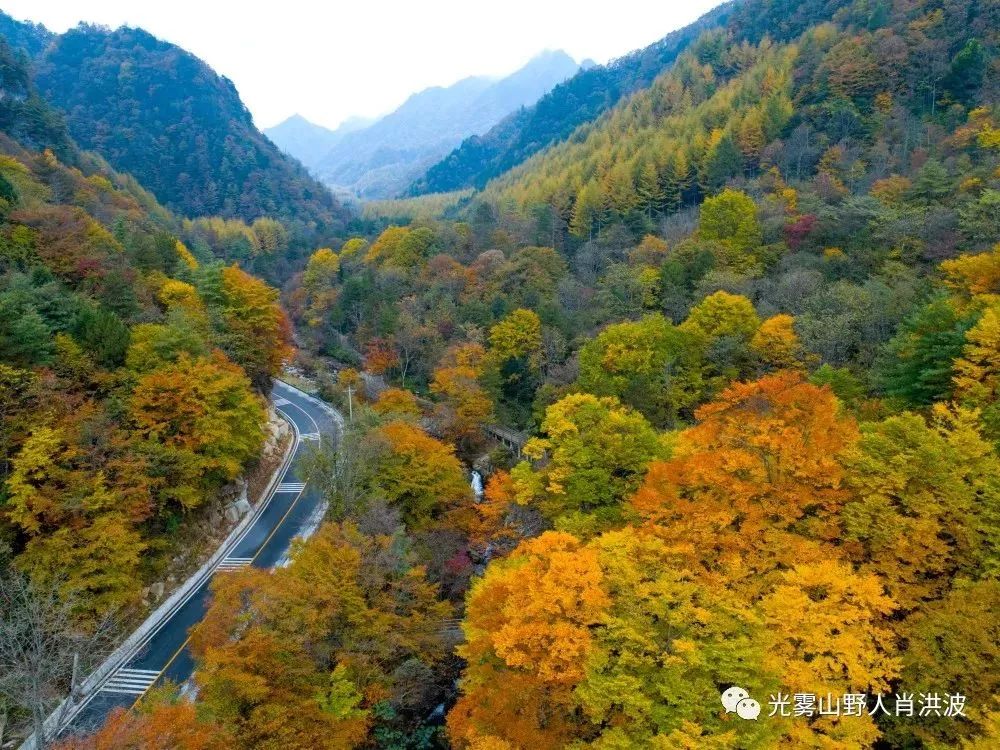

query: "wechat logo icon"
xmin=721 ymin=686 xmax=761 ymax=720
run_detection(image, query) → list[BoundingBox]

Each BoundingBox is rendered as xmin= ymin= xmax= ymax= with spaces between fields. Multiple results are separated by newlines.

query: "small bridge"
xmin=485 ymin=424 xmax=528 ymax=457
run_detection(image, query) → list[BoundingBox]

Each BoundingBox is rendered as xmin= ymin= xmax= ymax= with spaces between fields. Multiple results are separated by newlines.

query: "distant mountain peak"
xmin=265 ymin=112 xmax=376 ymax=169
xmin=279 ymin=49 xmax=582 ymax=200
xmin=529 ymin=48 xmax=575 ymax=61
xmin=280 ymin=113 xmax=313 ymax=125
xmin=409 ymin=2 xmax=736 ymax=195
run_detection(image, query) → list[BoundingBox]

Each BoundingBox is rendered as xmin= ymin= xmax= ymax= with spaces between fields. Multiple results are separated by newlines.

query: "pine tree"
xmin=636 ymin=160 xmax=664 ymax=219
xmin=700 ymin=131 xmax=743 ymax=194
xmin=663 ymin=151 xmax=692 ymax=211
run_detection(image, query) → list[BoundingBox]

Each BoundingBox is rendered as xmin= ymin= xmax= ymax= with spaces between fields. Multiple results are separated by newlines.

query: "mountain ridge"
xmin=0 ymin=9 xmax=52 ymax=57
xmin=409 ymin=1 xmax=738 ymax=195
xmin=264 ymin=113 xmax=374 ymax=170
xmin=273 ymin=49 xmax=581 ymax=199
xmin=0 ymin=13 xmax=350 ymax=247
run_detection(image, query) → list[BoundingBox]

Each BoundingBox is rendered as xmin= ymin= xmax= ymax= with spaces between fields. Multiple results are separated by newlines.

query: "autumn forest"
xmin=2 ymin=0 xmax=1000 ymax=748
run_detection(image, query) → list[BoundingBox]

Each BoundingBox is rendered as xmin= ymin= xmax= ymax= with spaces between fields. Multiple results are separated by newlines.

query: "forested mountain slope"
xmin=0 ymin=40 xmax=293 ymax=741
xmin=0 ymin=13 xmax=350 ymax=246
xmin=0 ymin=37 xmax=71 ymax=160
xmin=409 ymin=1 xmax=736 ymax=194
xmin=484 ymin=0 xmax=999 ymax=237
xmin=0 ymin=10 xmax=50 ymax=57
xmin=182 ymin=0 xmax=1000 ymax=746
xmin=5 ymin=0 xmax=1000 ymax=748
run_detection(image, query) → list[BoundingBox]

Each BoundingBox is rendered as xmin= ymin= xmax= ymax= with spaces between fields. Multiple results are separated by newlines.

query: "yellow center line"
xmin=131 ymin=478 xmax=310 ymax=708
xmin=130 ymin=403 xmax=317 ymax=708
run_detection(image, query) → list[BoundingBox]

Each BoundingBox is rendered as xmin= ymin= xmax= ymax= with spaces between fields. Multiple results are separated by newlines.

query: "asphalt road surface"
xmin=58 ymin=380 xmax=340 ymax=737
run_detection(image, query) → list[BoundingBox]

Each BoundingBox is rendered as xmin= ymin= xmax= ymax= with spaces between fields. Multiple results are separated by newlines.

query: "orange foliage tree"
xmin=430 ymin=343 xmax=494 ymax=451
xmin=364 ymin=337 xmax=400 ymax=376
xmin=450 ymin=529 xmax=780 ymax=748
xmin=190 ymin=522 xmax=452 ymax=749
xmin=630 ymin=371 xmax=858 ymax=591
xmin=371 ymin=421 xmax=471 ymax=530
xmin=54 ymin=694 xmax=232 ymax=750
xmin=448 ymin=532 xmax=606 ymax=749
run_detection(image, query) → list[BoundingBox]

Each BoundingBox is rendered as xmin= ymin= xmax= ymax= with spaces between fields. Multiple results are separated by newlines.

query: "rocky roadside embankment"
xmin=138 ymin=408 xmax=292 ymax=608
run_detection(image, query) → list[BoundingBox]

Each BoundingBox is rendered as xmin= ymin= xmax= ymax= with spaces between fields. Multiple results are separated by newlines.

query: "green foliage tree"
xmin=698 ymin=188 xmax=763 ymax=268
xmin=577 ymin=314 xmax=704 ymax=426
xmin=878 ymin=295 xmax=978 ymax=407
xmin=512 ymin=393 xmax=664 ymax=534
xmin=72 ymin=305 xmax=130 ymax=369
xmin=700 ymin=131 xmax=744 ymax=193
xmin=0 ymin=292 xmax=52 ymax=367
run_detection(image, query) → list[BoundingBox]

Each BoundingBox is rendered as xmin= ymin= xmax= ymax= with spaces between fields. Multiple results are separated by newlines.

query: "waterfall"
xmin=471 ymin=469 xmax=484 ymax=500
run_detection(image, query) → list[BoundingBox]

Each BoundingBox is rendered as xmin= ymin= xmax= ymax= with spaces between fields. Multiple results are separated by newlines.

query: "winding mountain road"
xmin=53 ymin=380 xmax=341 ymax=738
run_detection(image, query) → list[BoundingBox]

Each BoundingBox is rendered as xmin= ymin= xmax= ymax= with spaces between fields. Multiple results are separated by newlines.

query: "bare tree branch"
xmin=0 ymin=572 xmax=118 ymax=748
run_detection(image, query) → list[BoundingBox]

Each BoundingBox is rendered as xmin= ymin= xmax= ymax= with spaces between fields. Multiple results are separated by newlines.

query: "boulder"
xmin=149 ymin=581 xmax=165 ymax=602
xmin=473 ymin=454 xmax=494 ymax=475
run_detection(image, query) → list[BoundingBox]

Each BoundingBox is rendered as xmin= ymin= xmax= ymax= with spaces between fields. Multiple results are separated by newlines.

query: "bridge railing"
xmin=484 ymin=424 xmax=528 ymax=457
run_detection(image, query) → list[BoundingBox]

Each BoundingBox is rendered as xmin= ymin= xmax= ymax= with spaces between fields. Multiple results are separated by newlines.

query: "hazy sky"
xmin=6 ymin=0 xmax=723 ymax=129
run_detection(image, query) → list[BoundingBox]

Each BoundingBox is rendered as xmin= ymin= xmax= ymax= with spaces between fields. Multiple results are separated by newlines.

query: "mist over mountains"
xmin=266 ymin=49 xmax=583 ymax=199
xmin=264 ymin=114 xmax=375 ymax=171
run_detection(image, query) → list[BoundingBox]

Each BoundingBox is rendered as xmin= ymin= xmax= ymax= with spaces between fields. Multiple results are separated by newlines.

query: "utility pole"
xmin=71 ymin=652 xmax=79 ymax=698
xmin=346 ymin=385 xmax=354 ymax=423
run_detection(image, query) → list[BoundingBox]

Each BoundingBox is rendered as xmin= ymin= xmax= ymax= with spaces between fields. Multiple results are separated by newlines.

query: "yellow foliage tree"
xmin=372 ymin=387 xmax=422 ymax=417
xmin=130 ymin=353 xmax=266 ymax=511
xmin=760 ymin=560 xmax=898 ymax=749
xmin=751 ymin=313 xmax=805 ymax=369
xmin=940 ymin=243 xmax=1000 ymax=301
xmin=512 ymin=392 xmax=664 ymax=533
xmin=372 ymin=421 xmax=471 ymax=530
xmin=487 ymin=308 xmax=542 ymax=369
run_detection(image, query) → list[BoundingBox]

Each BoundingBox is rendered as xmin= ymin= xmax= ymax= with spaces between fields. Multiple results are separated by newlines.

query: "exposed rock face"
xmin=262 ymin=407 xmax=292 ymax=460
xmin=473 ymin=454 xmax=494 ymax=476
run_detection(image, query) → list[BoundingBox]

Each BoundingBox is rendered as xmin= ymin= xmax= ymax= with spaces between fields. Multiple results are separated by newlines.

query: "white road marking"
xmin=43 ymin=384 xmax=339 ymax=740
xmin=215 ymin=557 xmax=253 ymax=572
xmin=99 ymin=668 xmax=160 ymax=696
xmin=275 ymin=482 xmax=305 ymax=492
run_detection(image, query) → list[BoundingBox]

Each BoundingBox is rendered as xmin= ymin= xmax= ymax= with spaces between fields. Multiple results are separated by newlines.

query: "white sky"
xmin=6 ymin=0 xmax=724 ymax=130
